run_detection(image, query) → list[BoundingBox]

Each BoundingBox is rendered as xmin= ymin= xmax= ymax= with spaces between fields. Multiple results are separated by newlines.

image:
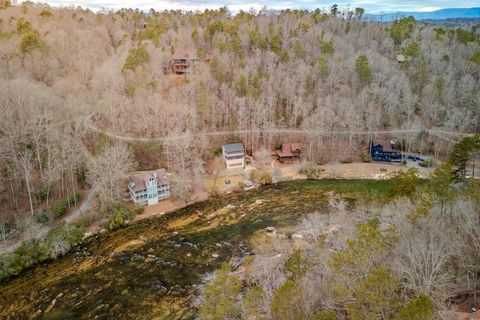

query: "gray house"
xmin=222 ymin=143 xmax=245 ymax=169
xmin=128 ymin=169 xmax=170 ymax=206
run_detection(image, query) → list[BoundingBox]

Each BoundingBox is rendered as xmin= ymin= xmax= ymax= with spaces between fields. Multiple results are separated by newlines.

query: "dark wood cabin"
xmin=370 ymin=140 xmax=402 ymax=162
xmin=170 ymin=49 xmax=199 ymax=75
xmin=277 ymin=143 xmax=303 ymax=163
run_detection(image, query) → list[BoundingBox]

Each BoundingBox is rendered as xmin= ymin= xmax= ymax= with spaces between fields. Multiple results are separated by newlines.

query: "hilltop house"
xmin=370 ymin=140 xmax=403 ymax=162
xmin=128 ymin=169 xmax=170 ymax=206
xmin=170 ymin=48 xmax=200 ymax=75
xmin=222 ymin=143 xmax=245 ymax=169
xmin=276 ymin=143 xmax=303 ymax=163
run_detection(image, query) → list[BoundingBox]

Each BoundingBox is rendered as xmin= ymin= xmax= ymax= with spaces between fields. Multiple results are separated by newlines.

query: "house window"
xmin=229 ymin=162 xmax=242 ymax=167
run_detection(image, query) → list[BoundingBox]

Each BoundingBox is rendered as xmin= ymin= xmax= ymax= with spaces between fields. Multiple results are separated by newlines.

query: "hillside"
xmin=0 ymin=2 xmax=479 ymax=225
xmin=0 ymin=2 xmax=480 ymax=318
xmin=0 ymin=0 xmax=478 ymax=264
xmin=0 ymin=180 xmax=394 ymax=319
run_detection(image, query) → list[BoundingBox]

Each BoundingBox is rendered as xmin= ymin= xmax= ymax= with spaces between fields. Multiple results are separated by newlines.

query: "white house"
xmin=222 ymin=143 xmax=245 ymax=169
xmin=128 ymin=169 xmax=170 ymax=206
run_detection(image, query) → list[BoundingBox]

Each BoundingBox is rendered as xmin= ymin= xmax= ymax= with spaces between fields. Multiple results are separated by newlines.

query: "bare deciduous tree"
xmin=393 ymin=207 xmax=455 ymax=302
xmin=87 ymin=144 xmax=134 ymax=211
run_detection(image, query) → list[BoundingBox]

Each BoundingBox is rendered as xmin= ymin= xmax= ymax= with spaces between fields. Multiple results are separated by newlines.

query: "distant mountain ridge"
xmin=369 ymin=7 xmax=480 ymax=21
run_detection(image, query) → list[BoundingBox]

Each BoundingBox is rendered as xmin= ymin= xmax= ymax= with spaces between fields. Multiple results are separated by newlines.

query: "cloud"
xmin=28 ymin=0 xmax=479 ymax=13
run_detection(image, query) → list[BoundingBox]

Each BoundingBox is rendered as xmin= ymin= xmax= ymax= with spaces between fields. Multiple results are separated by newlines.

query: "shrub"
xmin=213 ymin=147 xmax=222 ymax=156
xmin=250 ymin=170 xmax=258 ymax=183
xmin=0 ymin=241 xmax=45 ymax=281
xmin=419 ymin=159 xmax=433 ymax=168
xmin=470 ymin=51 xmax=480 ymax=66
xmin=35 ymin=210 xmax=51 ymax=223
xmin=340 ymin=157 xmax=353 ymax=164
xmin=300 ymin=163 xmax=323 ymax=179
xmin=285 ymin=249 xmax=308 ymax=279
xmin=107 ymin=213 xmax=127 ymax=231
xmin=400 ymin=294 xmax=433 ymax=320
xmin=260 ymin=171 xmax=272 ymax=185
xmin=41 ymin=224 xmax=84 ymax=258
xmin=362 ymin=153 xmax=372 ymax=162
xmin=236 ymin=181 xmax=246 ymax=191
xmin=134 ymin=206 xmax=145 ymax=215
xmin=0 ymin=221 xmax=15 ymax=238
xmin=312 ymin=310 xmax=337 ymax=320
xmin=35 ymin=192 xmax=81 ymax=223
xmin=250 ymin=170 xmax=272 ymax=185
xmin=76 ymin=168 xmax=86 ymax=184
xmin=38 ymin=183 xmax=50 ymax=201
xmin=390 ymin=168 xmax=420 ymax=198
xmin=0 ymin=223 xmax=84 ymax=282
xmin=104 ymin=205 xmax=135 ymax=231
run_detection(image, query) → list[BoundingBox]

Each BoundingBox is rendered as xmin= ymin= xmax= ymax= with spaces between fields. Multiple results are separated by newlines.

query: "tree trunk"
xmin=472 ymin=271 xmax=477 ymax=320
xmin=20 ymin=152 xmax=35 ymax=217
xmin=9 ymin=180 xmax=18 ymax=210
xmin=0 ymin=223 xmax=6 ymax=247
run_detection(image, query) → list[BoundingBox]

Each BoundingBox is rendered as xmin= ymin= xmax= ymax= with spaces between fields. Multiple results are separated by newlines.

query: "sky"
xmin=27 ymin=1 xmax=480 ymax=13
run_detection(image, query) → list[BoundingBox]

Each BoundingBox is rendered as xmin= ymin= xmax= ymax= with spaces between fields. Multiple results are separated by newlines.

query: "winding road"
xmin=85 ymin=119 xmax=473 ymax=143
xmin=63 ymin=187 xmax=98 ymax=224
xmin=0 ymin=188 xmax=98 ymax=254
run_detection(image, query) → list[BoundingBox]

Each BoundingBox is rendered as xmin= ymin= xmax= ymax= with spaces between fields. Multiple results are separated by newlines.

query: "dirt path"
xmin=87 ymin=119 xmax=473 ymax=143
xmin=0 ymin=187 xmax=98 ymax=254
xmin=64 ymin=188 xmax=98 ymax=223
xmin=133 ymin=199 xmax=181 ymax=221
xmin=319 ymin=162 xmax=433 ymax=179
xmin=88 ymin=124 xmax=419 ymax=142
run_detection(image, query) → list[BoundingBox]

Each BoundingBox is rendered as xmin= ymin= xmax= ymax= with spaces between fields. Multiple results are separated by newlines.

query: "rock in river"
xmin=265 ymin=226 xmax=276 ymax=233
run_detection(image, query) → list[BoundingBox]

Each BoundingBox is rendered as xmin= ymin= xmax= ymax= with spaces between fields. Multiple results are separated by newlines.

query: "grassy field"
xmin=0 ymin=179 xmax=394 ymax=319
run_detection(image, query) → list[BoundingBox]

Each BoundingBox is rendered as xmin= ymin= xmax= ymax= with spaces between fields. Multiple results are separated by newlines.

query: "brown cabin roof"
xmin=277 ymin=143 xmax=303 ymax=158
xmin=172 ymin=48 xmax=198 ymax=60
xmin=128 ymin=169 xmax=168 ymax=192
xmin=372 ymin=140 xmax=394 ymax=152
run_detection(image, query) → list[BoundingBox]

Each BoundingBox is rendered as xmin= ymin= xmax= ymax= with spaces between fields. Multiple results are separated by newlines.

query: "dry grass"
xmin=136 ymin=199 xmax=181 ymax=220
xmin=204 ymin=175 xmax=245 ymax=193
xmin=112 ymin=239 xmax=145 ymax=253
